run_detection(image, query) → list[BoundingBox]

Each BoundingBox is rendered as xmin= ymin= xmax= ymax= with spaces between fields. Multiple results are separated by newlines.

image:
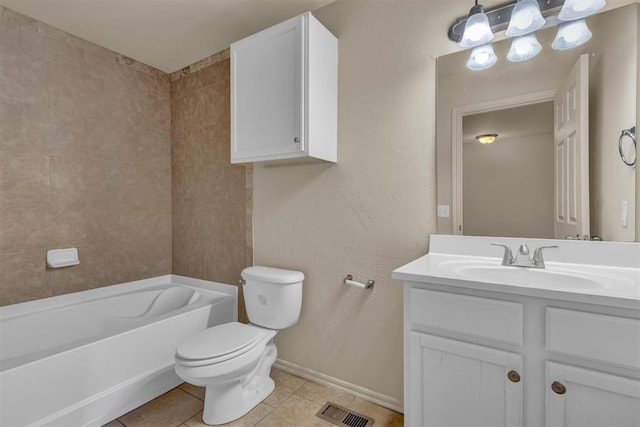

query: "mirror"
xmin=436 ymin=3 xmax=638 ymax=242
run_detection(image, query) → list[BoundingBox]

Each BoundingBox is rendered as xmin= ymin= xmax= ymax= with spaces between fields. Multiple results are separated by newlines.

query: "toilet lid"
xmin=176 ymin=322 xmax=263 ymax=361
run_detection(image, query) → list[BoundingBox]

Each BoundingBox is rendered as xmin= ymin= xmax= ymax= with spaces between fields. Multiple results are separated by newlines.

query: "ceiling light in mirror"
xmin=476 ymin=133 xmax=498 ymax=144
xmin=459 ymin=2 xmax=494 ymax=47
xmin=505 ymin=0 xmax=546 ymax=37
xmin=558 ymin=0 xmax=606 ymax=21
xmin=467 ymin=44 xmax=498 ymax=70
xmin=552 ymin=19 xmax=592 ymax=50
xmin=507 ymin=33 xmax=542 ymax=61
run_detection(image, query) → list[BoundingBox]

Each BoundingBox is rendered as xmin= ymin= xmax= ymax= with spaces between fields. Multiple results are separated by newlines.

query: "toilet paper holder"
xmin=344 ymin=274 xmax=375 ymax=290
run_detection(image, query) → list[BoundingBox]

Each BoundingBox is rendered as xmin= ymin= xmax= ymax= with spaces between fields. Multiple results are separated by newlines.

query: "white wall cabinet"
xmin=230 ymin=12 xmax=337 ymax=164
xmin=403 ymin=283 xmax=640 ymax=427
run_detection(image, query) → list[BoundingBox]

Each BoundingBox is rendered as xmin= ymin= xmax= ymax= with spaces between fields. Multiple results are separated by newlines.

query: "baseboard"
xmin=273 ymin=359 xmax=404 ymax=413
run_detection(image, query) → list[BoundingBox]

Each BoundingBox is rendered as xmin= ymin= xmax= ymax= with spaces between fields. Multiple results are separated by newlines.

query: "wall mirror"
xmin=436 ymin=3 xmax=638 ymax=242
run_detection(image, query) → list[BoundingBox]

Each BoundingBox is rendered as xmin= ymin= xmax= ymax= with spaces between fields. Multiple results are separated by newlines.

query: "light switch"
xmin=437 ymin=205 xmax=450 ymax=218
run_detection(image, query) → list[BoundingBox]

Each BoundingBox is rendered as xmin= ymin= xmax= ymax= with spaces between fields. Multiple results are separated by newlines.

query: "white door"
xmin=408 ymin=332 xmax=523 ymax=427
xmin=554 ymin=54 xmax=590 ymax=239
xmin=231 ymin=15 xmax=303 ymax=162
xmin=546 ymin=362 xmax=640 ymax=427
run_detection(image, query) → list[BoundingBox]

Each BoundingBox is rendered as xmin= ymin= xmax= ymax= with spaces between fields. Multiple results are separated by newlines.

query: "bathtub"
xmin=0 ymin=274 xmax=237 ymax=427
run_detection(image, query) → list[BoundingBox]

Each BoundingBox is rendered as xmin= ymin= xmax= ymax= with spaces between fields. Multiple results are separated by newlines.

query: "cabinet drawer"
xmin=409 ymin=288 xmax=523 ymax=346
xmin=546 ymin=308 xmax=640 ymax=369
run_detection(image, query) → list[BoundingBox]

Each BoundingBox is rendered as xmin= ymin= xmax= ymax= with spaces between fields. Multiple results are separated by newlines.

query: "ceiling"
xmin=463 ymin=101 xmax=554 ymax=144
xmin=0 ymin=0 xmax=336 ymax=73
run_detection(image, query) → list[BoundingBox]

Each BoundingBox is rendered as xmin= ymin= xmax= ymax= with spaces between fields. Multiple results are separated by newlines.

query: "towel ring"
xmin=618 ymin=126 xmax=636 ymax=166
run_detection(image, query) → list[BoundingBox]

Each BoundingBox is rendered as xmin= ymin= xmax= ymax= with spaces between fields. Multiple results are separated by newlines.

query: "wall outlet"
xmin=437 ymin=205 xmax=450 ymax=218
xmin=621 ymin=200 xmax=628 ymax=228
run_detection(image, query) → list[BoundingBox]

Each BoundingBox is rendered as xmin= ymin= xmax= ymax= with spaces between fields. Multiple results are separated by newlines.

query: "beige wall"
xmin=463 ymin=134 xmax=554 ymax=238
xmin=0 ymin=6 xmax=171 ymax=305
xmin=588 ymin=5 xmax=637 ymax=241
xmin=170 ymin=52 xmax=250 ymax=321
xmin=437 ymin=3 xmax=638 ymax=242
xmin=253 ymin=1 xmax=448 ymax=407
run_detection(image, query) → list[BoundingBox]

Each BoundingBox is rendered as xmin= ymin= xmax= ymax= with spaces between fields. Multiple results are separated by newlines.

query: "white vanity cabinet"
xmin=403 ymin=282 xmax=640 ymax=427
xmin=230 ymin=12 xmax=337 ymax=164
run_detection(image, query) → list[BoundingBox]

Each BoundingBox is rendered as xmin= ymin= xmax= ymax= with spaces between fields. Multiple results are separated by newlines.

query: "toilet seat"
xmin=176 ymin=322 xmax=269 ymax=367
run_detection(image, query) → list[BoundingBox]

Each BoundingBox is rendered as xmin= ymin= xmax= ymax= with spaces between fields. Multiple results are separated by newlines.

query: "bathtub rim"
xmin=0 ymin=274 xmax=237 ymax=320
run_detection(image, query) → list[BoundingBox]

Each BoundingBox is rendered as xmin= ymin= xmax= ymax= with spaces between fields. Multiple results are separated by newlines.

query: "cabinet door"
xmin=408 ymin=332 xmax=523 ymax=427
xmin=231 ymin=15 xmax=303 ymax=162
xmin=546 ymin=362 xmax=640 ymax=427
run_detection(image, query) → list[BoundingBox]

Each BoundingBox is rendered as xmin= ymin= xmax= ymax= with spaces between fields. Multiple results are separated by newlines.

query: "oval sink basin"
xmin=452 ymin=265 xmax=606 ymax=290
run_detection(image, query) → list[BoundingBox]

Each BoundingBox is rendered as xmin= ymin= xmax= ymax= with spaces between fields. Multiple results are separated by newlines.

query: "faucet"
xmin=491 ymin=243 xmax=558 ymax=268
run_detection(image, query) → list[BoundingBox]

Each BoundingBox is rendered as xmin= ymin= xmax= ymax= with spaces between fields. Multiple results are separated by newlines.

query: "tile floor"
xmin=103 ymin=368 xmax=404 ymax=427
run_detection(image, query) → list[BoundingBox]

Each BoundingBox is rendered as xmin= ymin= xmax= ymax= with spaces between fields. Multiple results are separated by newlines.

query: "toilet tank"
xmin=241 ymin=266 xmax=304 ymax=329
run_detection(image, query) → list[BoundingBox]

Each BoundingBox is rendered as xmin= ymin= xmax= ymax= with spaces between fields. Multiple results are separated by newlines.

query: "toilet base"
xmin=200 ymin=341 xmax=278 ymax=425
xmin=202 ymin=375 xmax=275 ymax=425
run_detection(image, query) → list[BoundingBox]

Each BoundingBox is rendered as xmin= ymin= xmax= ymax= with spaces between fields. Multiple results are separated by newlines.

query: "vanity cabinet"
xmin=230 ymin=12 xmax=337 ymax=164
xmin=403 ymin=283 xmax=640 ymax=427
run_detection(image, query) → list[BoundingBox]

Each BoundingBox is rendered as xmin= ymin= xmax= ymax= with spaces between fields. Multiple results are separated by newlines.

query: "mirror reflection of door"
xmin=554 ymin=54 xmax=590 ymax=240
xmin=463 ymin=102 xmax=555 ymax=238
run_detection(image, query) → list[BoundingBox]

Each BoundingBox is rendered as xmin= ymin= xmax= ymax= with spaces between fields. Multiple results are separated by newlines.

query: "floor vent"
xmin=316 ymin=402 xmax=375 ymax=427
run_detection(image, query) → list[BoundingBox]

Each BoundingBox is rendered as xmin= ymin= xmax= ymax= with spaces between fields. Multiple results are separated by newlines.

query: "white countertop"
xmin=393 ymin=235 xmax=640 ymax=310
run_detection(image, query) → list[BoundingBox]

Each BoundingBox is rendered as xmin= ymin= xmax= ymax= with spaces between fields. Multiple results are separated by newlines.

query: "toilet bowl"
xmin=175 ymin=266 xmax=304 ymax=425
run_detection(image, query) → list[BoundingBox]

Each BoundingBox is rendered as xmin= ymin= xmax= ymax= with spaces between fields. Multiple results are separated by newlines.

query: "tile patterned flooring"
xmin=103 ymin=368 xmax=404 ymax=427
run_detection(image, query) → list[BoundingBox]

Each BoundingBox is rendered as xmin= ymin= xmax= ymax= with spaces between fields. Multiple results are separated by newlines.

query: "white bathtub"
xmin=0 ymin=274 xmax=237 ymax=427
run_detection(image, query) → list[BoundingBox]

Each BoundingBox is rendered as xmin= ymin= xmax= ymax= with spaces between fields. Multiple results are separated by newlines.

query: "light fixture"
xmin=467 ymin=44 xmax=498 ymax=70
xmin=459 ymin=1 xmax=494 ymax=48
xmin=476 ymin=133 xmax=498 ymax=144
xmin=505 ymin=0 xmax=545 ymax=37
xmin=507 ymin=33 xmax=542 ymax=62
xmin=558 ymin=0 xmax=606 ymax=21
xmin=552 ymin=19 xmax=592 ymax=50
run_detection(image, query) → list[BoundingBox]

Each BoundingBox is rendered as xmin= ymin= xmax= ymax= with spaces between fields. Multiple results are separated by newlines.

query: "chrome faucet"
xmin=491 ymin=243 xmax=558 ymax=268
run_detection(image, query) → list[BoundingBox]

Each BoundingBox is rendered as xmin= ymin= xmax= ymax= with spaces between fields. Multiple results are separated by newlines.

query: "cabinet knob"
xmin=507 ymin=370 xmax=521 ymax=383
xmin=551 ymin=381 xmax=566 ymax=395
xmin=293 ymin=136 xmax=300 ymax=143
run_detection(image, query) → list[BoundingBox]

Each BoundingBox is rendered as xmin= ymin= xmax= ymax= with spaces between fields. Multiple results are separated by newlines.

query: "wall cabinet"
xmin=404 ymin=283 xmax=640 ymax=427
xmin=230 ymin=12 xmax=337 ymax=164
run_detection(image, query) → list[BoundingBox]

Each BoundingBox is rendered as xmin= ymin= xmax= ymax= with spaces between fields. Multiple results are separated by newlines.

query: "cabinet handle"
xmin=507 ymin=370 xmax=521 ymax=383
xmin=551 ymin=381 xmax=566 ymax=395
xmin=293 ymin=137 xmax=300 ymax=143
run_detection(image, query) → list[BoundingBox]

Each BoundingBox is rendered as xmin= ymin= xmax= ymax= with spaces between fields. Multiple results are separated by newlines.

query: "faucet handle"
xmin=532 ymin=245 xmax=559 ymax=266
xmin=491 ymin=243 xmax=514 ymax=265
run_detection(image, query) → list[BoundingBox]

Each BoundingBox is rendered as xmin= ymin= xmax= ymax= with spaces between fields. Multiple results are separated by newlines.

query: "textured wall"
xmin=0 ymin=6 xmax=171 ymax=305
xmin=170 ymin=51 xmax=250 ymax=321
xmin=252 ymin=1 xmax=449 ymax=407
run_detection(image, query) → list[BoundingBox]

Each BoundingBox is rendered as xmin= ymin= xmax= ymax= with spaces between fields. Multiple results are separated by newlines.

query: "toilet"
xmin=174 ymin=266 xmax=304 ymax=425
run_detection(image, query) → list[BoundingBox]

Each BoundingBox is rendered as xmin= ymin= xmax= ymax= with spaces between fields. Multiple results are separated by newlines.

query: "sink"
xmin=433 ymin=257 xmax=635 ymax=291
xmin=452 ymin=265 xmax=606 ymax=290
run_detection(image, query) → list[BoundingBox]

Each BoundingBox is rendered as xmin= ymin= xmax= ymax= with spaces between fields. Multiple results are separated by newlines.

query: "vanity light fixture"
xmin=448 ymin=0 xmax=597 ymax=70
xmin=507 ymin=33 xmax=542 ymax=62
xmin=505 ymin=0 xmax=546 ymax=37
xmin=467 ymin=44 xmax=498 ymax=70
xmin=558 ymin=0 xmax=606 ymax=21
xmin=552 ymin=19 xmax=592 ymax=50
xmin=459 ymin=0 xmax=494 ymax=48
xmin=476 ymin=133 xmax=498 ymax=144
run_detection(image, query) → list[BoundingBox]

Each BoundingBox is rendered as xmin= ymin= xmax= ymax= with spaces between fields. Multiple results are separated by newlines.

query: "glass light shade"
xmin=476 ymin=134 xmax=498 ymax=144
xmin=459 ymin=5 xmax=494 ymax=48
xmin=507 ymin=33 xmax=542 ymax=62
xmin=505 ymin=0 xmax=545 ymax=37
xmin=558 ymin=0 xmax=606 ymax=21
xmin=552 ymin=19 xmax=592 ymax=50
xmin=466 ymin=44 xmax=497 ymax=70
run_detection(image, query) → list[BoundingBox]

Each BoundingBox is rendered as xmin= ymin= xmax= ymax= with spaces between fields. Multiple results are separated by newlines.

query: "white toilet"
xmin=174 ymin=266 xmax=304 ymax=425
